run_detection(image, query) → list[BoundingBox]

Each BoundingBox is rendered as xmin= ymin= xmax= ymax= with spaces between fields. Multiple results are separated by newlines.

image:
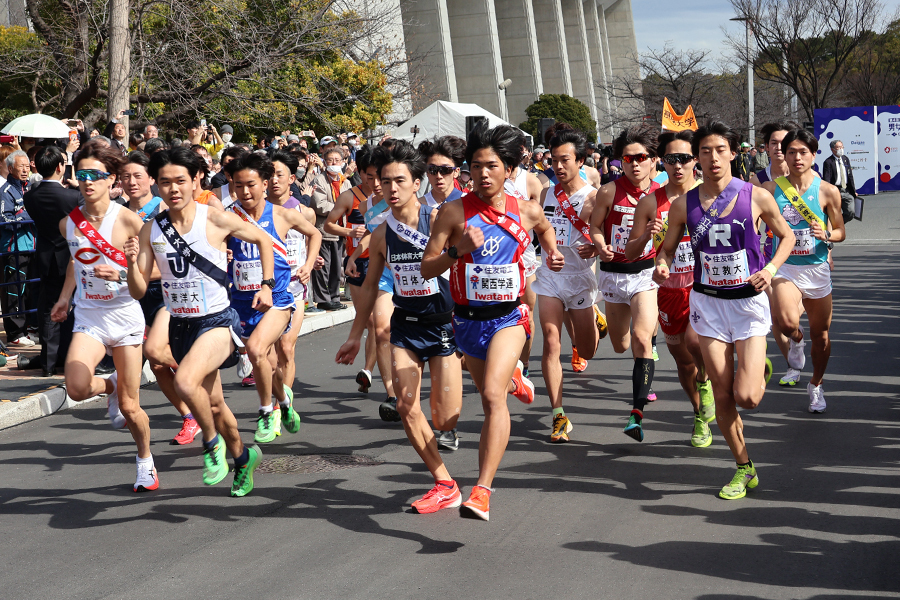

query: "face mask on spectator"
xmin=836 ymin=148 xmax=844 ymax=157
xmin=297 ymin=168 xmax=307 ymax=180
xmin=326 ymin=164 xmax=343 ymax=175
xmin=222 ymin=133 xmax=232 ymax=143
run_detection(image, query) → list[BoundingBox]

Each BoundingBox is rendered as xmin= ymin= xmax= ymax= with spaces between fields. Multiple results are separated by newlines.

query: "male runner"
xmin=418 ymin=136 xmax=466 ymax=208
xmin=422 ymin=122 xmax=564 ymax=520
xmin=762 ymin=129 xmax=845 ymax=412
xmin=121 ymin=151 xmax=200 ymax=445
xmin=336 ymin=141 xmax=464 ymax=513
xmin=654 ymin=121 xmax=795 ymax=499
xmin=269 ymin=150 xmax=321 ymax=401
xmin=226 ymin=153 xmax=321 ymax=443
xmin=532 ymin=128 xmax=604 ymax=442
xmin=126 ymin=147 xmax=270 ymax=496
xmin=50 ymin=144 xmax=155 ymax=492
xmin=590 ymin=125 xmax=661 ymax=442
xmin=324 ymin=145 xmax=394 ymax=402
xmin=627 ymin=130 xmax=715 ymax=447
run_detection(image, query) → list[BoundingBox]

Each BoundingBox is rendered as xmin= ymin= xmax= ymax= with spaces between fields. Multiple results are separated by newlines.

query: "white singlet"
xmin=150 ymin=203 xmax=231 ymax=317
xmin=539 ymin=183 xmax=596 ymax=275
xmin=286 ymin=207 xmax=308 ymax=298
xmin=504 ymin=174 xmax=539 ymax=277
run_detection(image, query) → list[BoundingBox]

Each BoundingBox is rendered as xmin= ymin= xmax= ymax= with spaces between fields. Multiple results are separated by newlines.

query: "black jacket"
xmin=822 ymin=154 xmax=856 ymax=197
xmin=22 ymin=180 xmax=82 ymax=278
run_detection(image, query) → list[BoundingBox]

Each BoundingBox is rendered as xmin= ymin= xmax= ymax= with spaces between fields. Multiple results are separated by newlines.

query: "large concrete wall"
xmin=1 ymin=0 xmax=28 ymax=26
xmin=446 ymin=0 xmax=508 ymax=119
xmin=394 ymin=0 xmax=640 ymax=137
xmin=495 ymin=0 xmax=543 ymax=127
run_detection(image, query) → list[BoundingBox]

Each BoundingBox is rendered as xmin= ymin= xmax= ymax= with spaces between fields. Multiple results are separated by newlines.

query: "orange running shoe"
xmin=171 ymin=416 xmax=200 ymax=445
xmin=571 ymin=347 xmax=588 ymax=372
xmin=134 ymin=460 xmax=159 ymax=492
xmin=460 ymin=485 xmax=492 ymax=521
xmin=412 ymin=480 xmax=462 ymax=514
xmin=510 ymin=360 xmax=535 ymax=404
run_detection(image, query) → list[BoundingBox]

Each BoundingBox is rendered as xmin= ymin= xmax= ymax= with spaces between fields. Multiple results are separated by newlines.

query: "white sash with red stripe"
xmin=231 ymin=203 xmax=288 ymax=258
xmin=70 ymin=206 xmax=127 ymax=267
xmin=554 ymin=186 xmax=592 ymax=243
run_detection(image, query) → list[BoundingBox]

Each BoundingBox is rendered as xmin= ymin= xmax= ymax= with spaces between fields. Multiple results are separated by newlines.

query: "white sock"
xmin=136 ymin=454 xmax=153 ymax=468
xmin=260 ymin=404 xmax=273 ymax=414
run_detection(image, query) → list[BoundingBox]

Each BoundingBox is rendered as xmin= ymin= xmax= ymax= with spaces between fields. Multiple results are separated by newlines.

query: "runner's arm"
xmin=335 ymin=225 xmax=386 ymax=364
xmin=816 ymin=181 xmax=846 ymax=243
xmin=575 ymin=190 xmax=600 ymax=259
xmin=521 ymin=199 xmax=564 ymax=271
xmin=653 ymin=196 xmax=687 ymax=284
xmin=281 ymin=206 xmax=322 ymax=280
xmin=324 ymin=191 xmax=358 ymax=238
xmin=750 ymin=187 xmax=795 ymax=291
xmin=421 ymin=202 xmax=466 ymax=280
xmin=589 ymin=182 xmax=615 ymax=260
xmin=624 ymin=194 xmax=659 ymax=261
xmin=211 ymin=209 xmax=275 ymax=310
xmin=124 ymin=220 xmax=155 ymax=299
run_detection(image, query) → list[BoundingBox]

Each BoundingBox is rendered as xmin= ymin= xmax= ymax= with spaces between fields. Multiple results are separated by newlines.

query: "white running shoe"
xmin=236 ymin=353 xmax=252 ymax=379
xmin=787 ymin=325 xmax=806 ymax=370
xmin=808 ymin=383 xmax=826 ymax=413
xmin=779 ymin=368 xmax=801 ymax=387
xmin=106 ymin=372 xmax=127 ymax=429
xmin=134 ymin=457 xmax=159 ymax=492
xmin=9 ymin=336 xmax=35 ymax=347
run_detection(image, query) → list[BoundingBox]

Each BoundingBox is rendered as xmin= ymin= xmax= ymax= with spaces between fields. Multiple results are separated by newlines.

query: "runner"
xmin=336 ymin=140 xmax=464 ymax=513
xmin=49 ymin=143 xmax=155 ymax=492
xmin=418 ymin=136 xmax=465 ymax=208
xmin=762 ymin=128 xmax=845 ymax=412
xmin=269 ymin=150 xmax=323 ymax=402
xmin=532 ymin=128 xmax=604 ymax=443
xmin=589 ymin=124 xmax=662 ymax=442
xmin=126 ymin=146 xmax=270 ymax=496
xmin=653 ymin=120 xmax=795 ymax=499
xmin=422 ymin=122 xmax=564 ymax=520
xmin=324 ymin=145 xmax=394 ymax=403
xmin=119 ymin=151 xmax=201 ymax=445
xmin=226 ymin=153 xmax=321 ymax=444
xmin=628 ymin=130 xmax=715 ymax=447
xmin=505 ymin=136 xmax=546 ymax=378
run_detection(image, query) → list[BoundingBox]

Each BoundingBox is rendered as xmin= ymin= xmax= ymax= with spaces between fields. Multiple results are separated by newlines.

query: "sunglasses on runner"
xmin=75 ymin=169 xmax=112 ymax=182
xmin=621 ymin=153 xmax=651 ymax=164
xmin=662 ymin=153 xmax=695 ymax=165
xmin=427 ymin=164 xmax=456 ymax=176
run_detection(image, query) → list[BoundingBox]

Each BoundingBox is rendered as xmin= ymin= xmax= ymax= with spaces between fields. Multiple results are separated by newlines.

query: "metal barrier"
xmin=0 ymin=219 xmax=38 ymax=353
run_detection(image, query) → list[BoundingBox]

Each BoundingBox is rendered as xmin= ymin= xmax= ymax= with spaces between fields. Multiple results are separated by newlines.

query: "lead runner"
xmin=422 ymin=122 xmax=564 ymax=520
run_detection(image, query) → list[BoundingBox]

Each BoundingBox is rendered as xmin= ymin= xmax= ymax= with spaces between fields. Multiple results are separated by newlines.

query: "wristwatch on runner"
xmin=118 ymin=270 xmax=127 ymax=283
xmin=260 ymin=278 xmax=276 ymax=288
xmin=447 ymin=246 xmax=459 ymax=259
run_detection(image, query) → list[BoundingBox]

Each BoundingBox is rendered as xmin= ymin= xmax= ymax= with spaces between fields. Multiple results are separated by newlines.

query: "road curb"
xmin=0 ymin=306 xmax=356 ymax=432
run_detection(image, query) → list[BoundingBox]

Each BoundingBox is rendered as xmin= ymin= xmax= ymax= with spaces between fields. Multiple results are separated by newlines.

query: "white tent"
xmin=393 ymin=100 xmax=532 ymax=147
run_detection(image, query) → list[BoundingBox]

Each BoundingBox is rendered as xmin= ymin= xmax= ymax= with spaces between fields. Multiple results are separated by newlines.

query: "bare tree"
xmin=727 ymin=0 xmax=887 ymax=121
xmin=840 ymin=19 xmax=900 ymax=106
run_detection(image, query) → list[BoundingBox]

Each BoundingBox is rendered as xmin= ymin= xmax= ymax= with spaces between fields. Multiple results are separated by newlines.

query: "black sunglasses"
xmin=427 ymin=164 xmax=457 ymax=176
xmin=662 ymin=153 xmax=695 ymax=165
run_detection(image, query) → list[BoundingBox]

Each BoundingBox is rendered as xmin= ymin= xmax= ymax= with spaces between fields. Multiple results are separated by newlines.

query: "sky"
xmin=632 ymin=0 xmax=900 ymax=62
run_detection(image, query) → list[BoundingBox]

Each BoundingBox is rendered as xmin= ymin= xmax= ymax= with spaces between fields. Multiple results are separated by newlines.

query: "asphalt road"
xmin=1 ymin=241 xmax=898 ymax=600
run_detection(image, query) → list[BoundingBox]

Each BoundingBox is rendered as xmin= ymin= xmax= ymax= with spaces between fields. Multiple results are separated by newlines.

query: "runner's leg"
xmin=63 ymin=333 xmax=109 ymax=401
xmin=111 ymin=343 xmax=151 ymax=458
xmin=246 ymin=308 xmax=293 ymax=410
xmin=277 ymin=304 xmax=305 ymax=391
xmin=803 ymin=295 xmax=832 ymax=387
xmin=538 ymin=295 xmax=566 ymax=411
xmin=700 ymin=337 xmax=746 ymax=463
xmin=605 ymin=301 xmax=632 ymax=354
xmin=373 ymin=290 xmax=396 ymax=398
xmin=173 ymin=327 xmax=234 ymax=445
xmin=144 ymin=309 xmax=191 ymax=417
xmin=666 ymin=332 xmax=701 ymax=413
xmin=519 ymin=275 xmax=537 ymax=372
xmin=429 ymin=352 xmax=463 ymax=434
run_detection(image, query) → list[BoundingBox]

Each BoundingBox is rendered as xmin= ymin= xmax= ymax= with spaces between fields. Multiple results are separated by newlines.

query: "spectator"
xmin=0 ymin=149 xmax=37 ymax=347
xmin=26 ymin=145 xmax=44 ymax=187
xmin=219 ymin=124 xmax=235 ymax=156
xmin=309 ymin=148 xmax=351 ymax=310
xmin=102 ymin=110 xmax=129 ymax=155
xmin=89 ymin=128 xmax=100 ymax=138
xmin=143 ymin=124 xmax=159 ymax=139
xmin=731 ymin=142 xmax=752 ymax=181
xmin=129 ymin=133 xmax=145 ymax=152
xmin=143 ymin=137 xmax=167 ymax=156
xmin=319 ymin=136 xmax=338 ymax=153
xmin=755 ymin=143 xmax=769 ymax=170
xmin=23 ymin=145 xmax=81 ymax=374
xmin=822 ymin=139 xmax=858 ymax=222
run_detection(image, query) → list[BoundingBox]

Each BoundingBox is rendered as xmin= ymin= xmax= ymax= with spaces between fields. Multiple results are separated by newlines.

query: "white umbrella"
xmin=1 ymin=113 xmax=71 ymax=139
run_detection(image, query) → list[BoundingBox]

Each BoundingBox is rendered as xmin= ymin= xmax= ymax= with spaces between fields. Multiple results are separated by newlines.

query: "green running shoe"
xmin=280 ymin=384 xmax=301 ymax=434
xmin=779 ymin=368 xmax=801 ymax=387
xmin=273 ymin=406 xmax=282 ymax=437
xmin=719 ymin=462 xmax=759 ymax=500
xmin=652 ymin=345 xmax=659 ymax=362
xmin=690 ymin=414 xmax=712 ymax=448
xmin=623 ymin=412 xmax=644 ymax=442
xmin=764 ymin=358 xmax=773 ymax=386
xmin=254 ymin=410 xmax=277 ymax=443
xmin=697 ymin=379 xmax=715 ymax=423
xmin=231 ymin=444 xmax=263 ymax=497
xmin=202 ymin=439 xmax=229 ymax=486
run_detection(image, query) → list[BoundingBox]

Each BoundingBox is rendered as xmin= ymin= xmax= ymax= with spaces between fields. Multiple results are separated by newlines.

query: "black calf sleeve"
xmin=632 ymin=357 xmax=655 ymax=410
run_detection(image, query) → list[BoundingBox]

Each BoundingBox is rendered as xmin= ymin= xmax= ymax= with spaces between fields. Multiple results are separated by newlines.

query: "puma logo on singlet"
xmin=732 ymin=218 xmax=747 ymax=229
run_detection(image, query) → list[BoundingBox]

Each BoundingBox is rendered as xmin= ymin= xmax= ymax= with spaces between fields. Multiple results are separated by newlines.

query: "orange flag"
xmin=662 ymin=97 xmax=698 ymax=131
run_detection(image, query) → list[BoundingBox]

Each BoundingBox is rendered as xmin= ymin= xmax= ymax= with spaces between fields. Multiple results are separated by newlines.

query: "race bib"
xmin=699 ymin=249 xmax=750 ymax=287
xmin=77 ymin=267 xmax=121 ymax=301
xmin=465 ymin=263 xmax=519 ymax=302
xmin=791 ymin=227 xmax=816 ymax=256
xmin=286 ymin=238 xmax=302 ymax=269
xmin=233 ymin=259 xmax=262 ymax=292
xmin=671 ymin=240 xmax=695 ymax=274
xmin=162 ymin=279 xmax=208 ymax=316
xmin=548 ymin=212 xmax=572 ymax=246
xmin=610 ymin=206 xmax=651 ymax=256
xmin=392 ymin=263 xmax=438 ymax=297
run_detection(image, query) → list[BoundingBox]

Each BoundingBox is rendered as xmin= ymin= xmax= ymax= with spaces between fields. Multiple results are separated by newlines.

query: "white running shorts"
xmin=774 ymin=262 xmax=832 ymax=300
xmin=532 ymin=269 xmax=598 ymax=310
xmin=597 ymin=267 xmax=657 ymax=305
xmin=73 ymin=300 xmax=145 ymax=349
xmin=689 ymin=289 xmax=771 ymax=344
